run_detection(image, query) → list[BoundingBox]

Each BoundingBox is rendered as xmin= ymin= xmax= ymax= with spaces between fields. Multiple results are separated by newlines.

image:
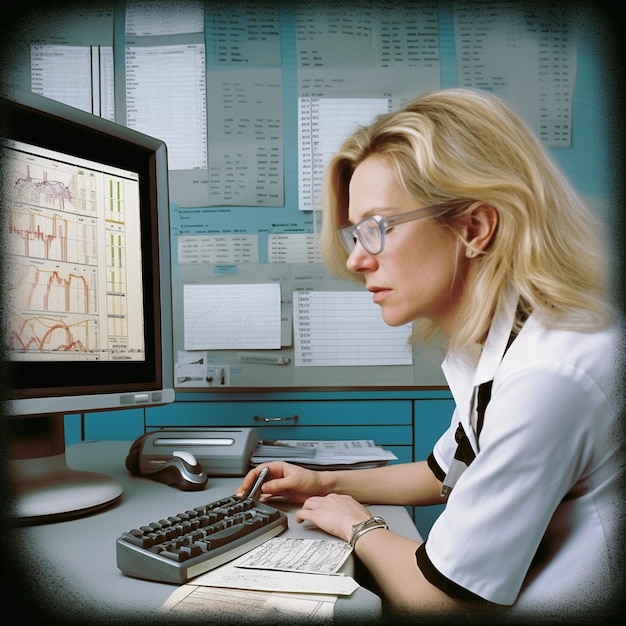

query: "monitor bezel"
xmin=1 ymin=88 xmax=175 ymax=415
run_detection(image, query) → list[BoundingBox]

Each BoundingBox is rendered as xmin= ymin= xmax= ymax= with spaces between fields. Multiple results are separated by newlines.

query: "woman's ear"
xmin=463 ymin=204 xmax=498 ymax=258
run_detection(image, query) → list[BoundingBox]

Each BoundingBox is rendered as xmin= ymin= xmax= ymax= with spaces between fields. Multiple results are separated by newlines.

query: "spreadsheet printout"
xmin=293 ymin=291 xmax=412 ymax=366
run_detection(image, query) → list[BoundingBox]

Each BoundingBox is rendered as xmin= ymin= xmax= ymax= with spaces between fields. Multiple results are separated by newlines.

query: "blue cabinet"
xmin=412 ymin=398 xmax=455 ymax=536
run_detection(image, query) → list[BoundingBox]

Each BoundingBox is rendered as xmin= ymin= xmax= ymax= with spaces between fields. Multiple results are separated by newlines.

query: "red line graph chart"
xmin=9 ymin=315 xmax=97 ymax=354
xmin=4 ymin=157 xmax=102 ymax=355
xmin=6 ymin=260 xmax=100 ymax=355
xmin=3 ymin=139 xmax=142 ymax=360
xmin=8 ymin=204 xmax=98 ymax=265
xmin=10 ymin=262 xmax=97 ymax=315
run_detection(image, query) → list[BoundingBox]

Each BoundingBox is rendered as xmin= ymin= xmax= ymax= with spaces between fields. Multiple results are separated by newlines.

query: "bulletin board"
xmin=13 ymin=2 xmax=614 ymax=390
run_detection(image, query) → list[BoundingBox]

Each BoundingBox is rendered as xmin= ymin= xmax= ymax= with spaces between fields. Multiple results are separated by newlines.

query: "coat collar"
xmin=442 ymin=288 xmax=519 ymax=440
xmin=474 ymin=286 xmax=519 ymax=386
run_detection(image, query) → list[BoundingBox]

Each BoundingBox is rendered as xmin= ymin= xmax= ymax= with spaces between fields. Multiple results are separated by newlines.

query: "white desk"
xmin=15 ymin=441 xmax=422 ymax=622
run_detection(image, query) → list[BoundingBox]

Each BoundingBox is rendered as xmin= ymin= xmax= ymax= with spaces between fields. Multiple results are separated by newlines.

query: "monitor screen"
xmin=1 ymin=88 xmax=175 ymax=522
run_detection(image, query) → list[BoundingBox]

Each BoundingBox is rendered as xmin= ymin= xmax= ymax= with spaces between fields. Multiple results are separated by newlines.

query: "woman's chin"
xmin=379 ymin=309 xmax=413 ymax=328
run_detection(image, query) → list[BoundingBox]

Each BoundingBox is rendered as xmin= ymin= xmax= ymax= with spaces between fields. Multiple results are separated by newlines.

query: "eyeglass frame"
xmin=338 ymin=198 xmax=474 ymax=256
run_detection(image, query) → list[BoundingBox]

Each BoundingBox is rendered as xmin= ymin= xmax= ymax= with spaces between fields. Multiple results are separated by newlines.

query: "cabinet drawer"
xmin=145 ymin=401 xmax=414 ymax=451
xmin=147 ymin=400 xmax=412 ymax=428
xmin=257 ymin=425 xmax=411 ymax=446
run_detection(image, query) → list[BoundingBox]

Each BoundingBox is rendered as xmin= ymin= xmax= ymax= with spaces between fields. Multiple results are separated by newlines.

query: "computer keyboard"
xmin=116 ymin=495 xmax=288 ymax=584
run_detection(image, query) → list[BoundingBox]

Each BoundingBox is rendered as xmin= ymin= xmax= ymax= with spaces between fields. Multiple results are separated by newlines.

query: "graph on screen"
xmin=3 ymin=138 xmax=145 ymax=362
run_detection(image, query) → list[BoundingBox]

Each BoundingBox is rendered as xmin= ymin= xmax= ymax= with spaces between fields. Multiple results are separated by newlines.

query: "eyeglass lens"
xmin=341 ymin=217 xmax=382 ymax=255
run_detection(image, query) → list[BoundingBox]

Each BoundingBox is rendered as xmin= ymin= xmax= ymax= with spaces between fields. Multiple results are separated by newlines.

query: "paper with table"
xmin=160 ymin=537 xmax=357 ymax=618
xmin=251 ymin=439 xmax=397 ymax=469
xmin=161 ymin=586 xmax=338 ymax=620
xmin=182 ymin=537 xmax=356 ymax=594
xmin=236 ymin=537 xmax=352 ymax=575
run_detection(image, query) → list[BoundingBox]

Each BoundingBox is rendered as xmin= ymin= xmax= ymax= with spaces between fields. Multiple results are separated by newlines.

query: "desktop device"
xmin=126 ymin=427 xmax=259 ymax=477
xmin=0 ymin=87 xmax=175 ymax=523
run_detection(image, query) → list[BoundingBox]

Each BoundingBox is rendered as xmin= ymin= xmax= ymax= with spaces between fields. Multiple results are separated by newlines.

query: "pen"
xmin=245 ymin=466 xmax=269 ymax=500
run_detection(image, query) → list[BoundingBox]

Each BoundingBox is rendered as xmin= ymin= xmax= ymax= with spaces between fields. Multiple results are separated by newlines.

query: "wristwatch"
xmin=349 ymin=515 xmax=388 ymax=548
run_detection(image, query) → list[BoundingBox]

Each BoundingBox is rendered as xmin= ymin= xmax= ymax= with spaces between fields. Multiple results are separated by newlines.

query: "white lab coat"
xmin=422 ymin=290 xmax=623 ymax=618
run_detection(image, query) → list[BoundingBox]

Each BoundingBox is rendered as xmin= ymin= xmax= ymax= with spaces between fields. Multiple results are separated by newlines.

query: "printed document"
xmin=161 ymin=586 xmax=336 ymax=620
xmin=160 ymin=537 xmax=358 ymax=617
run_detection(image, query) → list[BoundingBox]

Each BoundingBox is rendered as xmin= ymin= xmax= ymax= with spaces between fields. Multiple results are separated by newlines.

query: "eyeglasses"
xmin=338 ymin=199 xmax=470 ymax=256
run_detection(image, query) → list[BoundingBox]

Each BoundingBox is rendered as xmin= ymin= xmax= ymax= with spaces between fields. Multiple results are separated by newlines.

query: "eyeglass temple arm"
xmin=385 ymin=200 xmax=471 ymax=227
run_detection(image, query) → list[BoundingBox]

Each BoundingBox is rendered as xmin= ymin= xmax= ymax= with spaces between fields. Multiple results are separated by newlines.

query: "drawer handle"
xmin=253 ymin=414 xmax=299 ymax=423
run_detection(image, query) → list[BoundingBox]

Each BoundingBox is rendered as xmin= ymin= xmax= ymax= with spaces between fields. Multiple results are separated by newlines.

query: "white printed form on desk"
xmin=251 ymin=439 xmax=397 ymax=469
xmin=186 ymin=537 xmax=358 ymax=596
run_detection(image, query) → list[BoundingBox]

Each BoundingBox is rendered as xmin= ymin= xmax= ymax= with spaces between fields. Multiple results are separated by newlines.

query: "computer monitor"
xmin=0 ymin=87 xmax=175 ymax=523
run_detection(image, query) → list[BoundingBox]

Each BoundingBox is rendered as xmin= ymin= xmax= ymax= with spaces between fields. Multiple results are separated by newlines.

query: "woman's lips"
xmin=369 ymin=288 xmax=392 ymax=304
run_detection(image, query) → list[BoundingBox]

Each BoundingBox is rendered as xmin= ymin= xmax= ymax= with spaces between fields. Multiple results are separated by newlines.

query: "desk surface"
xmin=15 ymin=441 xmax=421 ymax=622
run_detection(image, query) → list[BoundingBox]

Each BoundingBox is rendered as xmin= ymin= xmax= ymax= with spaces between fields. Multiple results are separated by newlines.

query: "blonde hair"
xmin=321 ymin=88 xmax=612 ymax=351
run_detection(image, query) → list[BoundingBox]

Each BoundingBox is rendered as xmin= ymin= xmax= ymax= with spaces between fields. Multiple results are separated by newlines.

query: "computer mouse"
xmin=145 ymin=450 xmax=208 ymax=491
xmin=128 ymin=445 xmax=208 ymax=491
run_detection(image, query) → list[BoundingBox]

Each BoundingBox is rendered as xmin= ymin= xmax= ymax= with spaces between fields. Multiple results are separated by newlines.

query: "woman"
xmin=237 ymin=89 xmax=622 ymax=619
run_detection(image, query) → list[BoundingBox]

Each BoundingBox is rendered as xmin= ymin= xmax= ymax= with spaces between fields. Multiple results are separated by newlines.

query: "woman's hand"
xmin=237 ymin=463 xmax=373 ymax=543
xmin=235 ymin=461 xmax=325 ymax=504
xmin=295 ymin=494 xmax=372 ymax=542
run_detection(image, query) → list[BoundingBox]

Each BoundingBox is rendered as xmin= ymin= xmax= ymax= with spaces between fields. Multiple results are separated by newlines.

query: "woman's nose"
xmin=346 ymin=240 xmax=377 ymax=273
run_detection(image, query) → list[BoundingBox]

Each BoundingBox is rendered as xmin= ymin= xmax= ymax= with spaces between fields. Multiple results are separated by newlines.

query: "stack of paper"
xmin=161 ymin=538 xmax=359 ymax=619
xmin=251 ymin=439 xmax=397 ymax=469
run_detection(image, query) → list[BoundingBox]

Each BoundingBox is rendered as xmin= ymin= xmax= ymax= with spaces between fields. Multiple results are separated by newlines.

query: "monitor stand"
xmin=7 ymin=414 xmax=123 ymax=524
